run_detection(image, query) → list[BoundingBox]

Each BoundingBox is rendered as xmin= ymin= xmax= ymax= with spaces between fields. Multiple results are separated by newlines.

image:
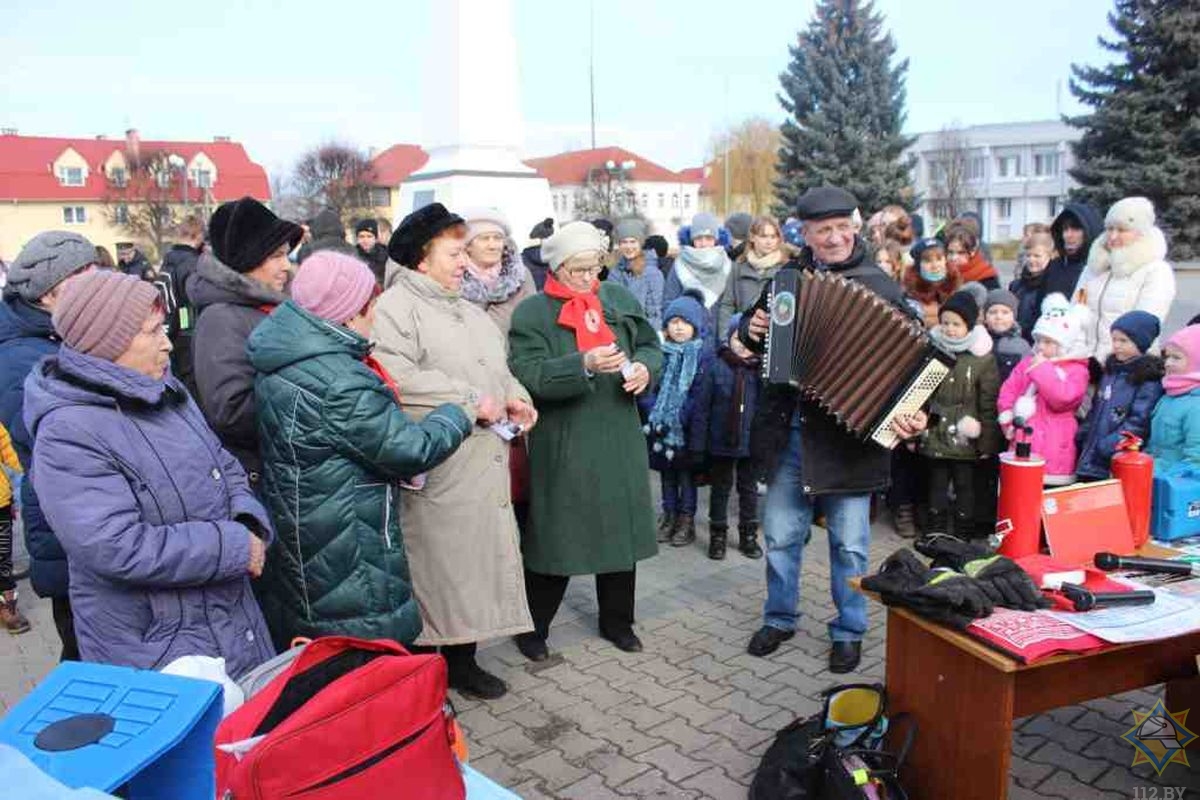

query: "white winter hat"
xmin=1032 ymin=293 xmax=1087 ymax=356
xmin=541 ymin=221 xmax=608 ymax=271
xmin=459 ymin=206 xmax=511 ymax=244
xmin=1105 ymin=197 xmax=1156 ymax=235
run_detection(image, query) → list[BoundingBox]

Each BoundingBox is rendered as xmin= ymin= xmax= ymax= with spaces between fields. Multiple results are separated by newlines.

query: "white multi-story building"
xmin=906 ymin=120 xmax=1082 ymax=242
xmin=525 ymin=147 xmax=702 ymax=239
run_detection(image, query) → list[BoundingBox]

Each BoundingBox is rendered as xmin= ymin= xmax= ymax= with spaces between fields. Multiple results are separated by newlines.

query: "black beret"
xmin=795 ymin=186 xmax=859 ymax=222
xmin=388 ymin=203 xmax=465 ymax=268
xmin=528 ymin=217 xmax=555 ymax=240
xmin=354 ymin=218 xmax=378 ymax=237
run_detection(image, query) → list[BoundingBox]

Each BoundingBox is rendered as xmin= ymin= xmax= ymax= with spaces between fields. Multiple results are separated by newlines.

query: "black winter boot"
xmin=738 ymin=524 xmax=763 ymax=559
xmin=656 ymin=512 xmax=676 ymax=543
xmin=671 ymin=514 xmax=696 ymax=547
xmin=708 ymin=524 xmax=728 ymax=560
xmin=953 ymin=512 xmax=975 ymax=541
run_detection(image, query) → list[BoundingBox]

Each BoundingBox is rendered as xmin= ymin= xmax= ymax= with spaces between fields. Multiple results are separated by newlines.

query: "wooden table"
xmin=881 ymin=605 xmax=1200 ymax=798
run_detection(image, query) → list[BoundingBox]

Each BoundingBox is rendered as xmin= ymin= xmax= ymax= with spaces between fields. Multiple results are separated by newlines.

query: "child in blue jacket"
xmin=1076 ymin=311 xmax=1165 ymax=481
xmin=641 ymin=291 xmax=713 ymax=549
xmin=1149 ymin=325 xmax=1200 ymax=475
xmin=693 ymin=314 xmax=762 ymax=560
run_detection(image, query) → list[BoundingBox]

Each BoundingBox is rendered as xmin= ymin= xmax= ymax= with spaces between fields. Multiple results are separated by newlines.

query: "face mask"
xmin=920 ymin=266 xmax=945 ymax=283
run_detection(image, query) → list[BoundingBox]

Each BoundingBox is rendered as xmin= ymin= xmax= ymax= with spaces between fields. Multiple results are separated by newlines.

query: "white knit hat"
xmin=459 ymin=206 xmax=511 ymax=244
xmin=1032 ymin=293 xmax=1088 ymax=357
xmin=541 ymin=221 xmax=608 ymax=271
xmin=1105 ymin=197 xmax=1156 ymax=235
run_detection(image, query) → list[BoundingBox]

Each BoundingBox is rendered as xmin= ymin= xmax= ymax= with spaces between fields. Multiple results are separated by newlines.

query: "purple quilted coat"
xmin=24 ymin=346 xmax=275 ymax=678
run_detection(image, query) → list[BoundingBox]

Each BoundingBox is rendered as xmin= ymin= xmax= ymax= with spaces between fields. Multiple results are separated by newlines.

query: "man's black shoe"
xmin=601 ymin=628 xmax=644 ymax=653
xmin=514 ymin=632 xmax=549 ymax=662
xmin=449 ymin=663 xmax=508 ymax=699
xmin=829 ymin=640 xmax=862 ymax=674
xmin=746 ymin=625 xmax=794 ymax=657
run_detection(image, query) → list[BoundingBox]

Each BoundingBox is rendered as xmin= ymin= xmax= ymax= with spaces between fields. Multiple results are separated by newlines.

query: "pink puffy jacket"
xmin=997 ymin=355 xmax=1091 ymax=484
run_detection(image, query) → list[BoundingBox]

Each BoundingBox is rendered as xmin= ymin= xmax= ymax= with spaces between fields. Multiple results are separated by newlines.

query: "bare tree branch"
xmin=926 ymin=125 xmax=974 ymax=222
xmin=291 ymin=143 xmax=378 ymax=222
xmin=706 ymin=117 xmax=782 ymax=216
xmin=103 ymin=149 xmax=185 ymax=260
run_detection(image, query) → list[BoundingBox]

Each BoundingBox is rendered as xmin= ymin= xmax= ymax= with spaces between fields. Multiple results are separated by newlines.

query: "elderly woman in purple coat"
xmin=24 ymin=270 xmax=274 ymax=678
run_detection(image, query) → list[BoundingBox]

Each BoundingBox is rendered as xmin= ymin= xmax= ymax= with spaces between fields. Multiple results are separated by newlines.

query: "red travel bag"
xmin=214 ymin=636 xmax=465 ymax=799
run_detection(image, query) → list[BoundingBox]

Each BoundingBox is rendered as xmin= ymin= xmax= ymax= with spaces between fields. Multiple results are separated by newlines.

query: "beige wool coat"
xmin=372 ymin=267 xmax=533 ymax=645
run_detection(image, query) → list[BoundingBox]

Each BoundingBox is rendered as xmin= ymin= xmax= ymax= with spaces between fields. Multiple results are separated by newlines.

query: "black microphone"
xmin=1060 ymin=583 xmax=1157 ymax=612
xmin=1094 ymin=552 xmax=1198 ymax=577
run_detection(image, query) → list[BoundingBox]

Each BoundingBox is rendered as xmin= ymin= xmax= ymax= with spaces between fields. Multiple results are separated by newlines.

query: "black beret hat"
xmin=388 ymin=203 xmax=465 ymax=268
xmin=354 ymin=218 xmax=379 ymax=237
xmin=209 ymin=196 xmax=304 ymax=273
xmin=795 ymin=186 xmax=859 ymax=222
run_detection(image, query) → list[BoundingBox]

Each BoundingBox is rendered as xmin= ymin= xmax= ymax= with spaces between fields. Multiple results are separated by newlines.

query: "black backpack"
xmin=749 ymin=683 xmax=915 ymax=800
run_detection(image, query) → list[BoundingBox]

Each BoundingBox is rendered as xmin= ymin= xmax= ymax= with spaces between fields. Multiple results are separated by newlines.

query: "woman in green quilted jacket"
xmin=248 ymin=251 xmax=472 ymax=650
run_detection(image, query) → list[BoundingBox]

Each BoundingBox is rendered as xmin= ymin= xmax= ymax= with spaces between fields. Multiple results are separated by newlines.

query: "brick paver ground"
xmin=3 ymin=490 xmax=1200 ymax=798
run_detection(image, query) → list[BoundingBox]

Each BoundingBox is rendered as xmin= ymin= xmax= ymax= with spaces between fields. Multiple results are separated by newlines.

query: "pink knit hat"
xmin=290 ymin=251 xmax=378 ymax=324
xmin=52 ymin=270 xmax=160 ymax=361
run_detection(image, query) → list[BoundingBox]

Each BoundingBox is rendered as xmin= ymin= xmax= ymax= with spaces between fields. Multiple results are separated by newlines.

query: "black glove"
xmin=862 ymin=549 xmax=994 ymax=629
xmin=915 ymin=535 xmax=1048 ymax=611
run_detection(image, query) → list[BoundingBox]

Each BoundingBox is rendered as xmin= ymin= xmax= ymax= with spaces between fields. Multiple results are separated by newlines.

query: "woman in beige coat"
xmin=372 ymin=203 xmax=536 ymax=699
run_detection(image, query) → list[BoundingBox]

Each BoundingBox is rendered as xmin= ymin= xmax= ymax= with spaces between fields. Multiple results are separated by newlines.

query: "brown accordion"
xmin=762 ymin=269 xmax=953 ymax=449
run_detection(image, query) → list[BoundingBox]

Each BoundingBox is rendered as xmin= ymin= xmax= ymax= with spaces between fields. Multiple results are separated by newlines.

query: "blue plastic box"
xmin=0 ymin=661 xmax=222 ymax=800
xmin=1152 ymin=469 xmax=1200 ymax=541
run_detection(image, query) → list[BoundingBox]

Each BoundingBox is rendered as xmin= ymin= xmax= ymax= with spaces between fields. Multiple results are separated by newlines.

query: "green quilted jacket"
xmin=248 ymin=301 xmax=471 ymax=650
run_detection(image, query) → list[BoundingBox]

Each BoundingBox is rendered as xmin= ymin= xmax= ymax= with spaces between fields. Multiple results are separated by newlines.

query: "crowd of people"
xmin=0 ymin=181 xmax=1196 ymax=701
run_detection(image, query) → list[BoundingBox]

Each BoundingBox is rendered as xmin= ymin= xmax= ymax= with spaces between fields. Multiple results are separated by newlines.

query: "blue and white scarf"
xmin=646 ymin=338 xmax=703 ymax=459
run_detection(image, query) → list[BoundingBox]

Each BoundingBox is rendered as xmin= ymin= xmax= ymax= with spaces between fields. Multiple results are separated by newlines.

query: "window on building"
xmin=115 ymin=204 xmax=129 ymax=224
xmin=412 ymin=190 xmax=436 ymax=211
xmin=155 ymin=170 xmax=171 ymax=188
xmin=968 ymin=157 xmax=985 ymax=181
xmin=370 ymin=187 xmax=389 ymax=207
xmin=59 ymin=167 xmax=84 ymax=186
xmin=1047 ymin=196 xmax=1058 ymax=218
xmin=684 ymin=193 xmax=692 ymax=209
xmin=193 ymin=169 xmax=213 ymax=189
xmin=109 ymin=167 xmax=127 ymax=187
xmin=658 ymin=193 xmax=665 ymax=209
xmin=62 ymin=206 xmax=86 ymax=224
xmin=996 ymin=155 xmax=1021 ymax=178
xmin=640 ymin=193 xmax=647 ymax=208
xmin=1033 ymin=153 xmax=1060 ymax=177
xmin=997 ymin=198 xmax=1013 ymax=219
xmin=671 ymin=193 xmax=679 ymax=208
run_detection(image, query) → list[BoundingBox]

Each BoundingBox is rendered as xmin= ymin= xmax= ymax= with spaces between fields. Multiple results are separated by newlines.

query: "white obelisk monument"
xmin=397 ymin=0 xmax=553 ymax=245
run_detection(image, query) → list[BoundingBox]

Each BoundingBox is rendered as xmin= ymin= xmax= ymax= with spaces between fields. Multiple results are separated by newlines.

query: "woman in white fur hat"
xmin=1078 ymin=196 xmax=1177 ymax=361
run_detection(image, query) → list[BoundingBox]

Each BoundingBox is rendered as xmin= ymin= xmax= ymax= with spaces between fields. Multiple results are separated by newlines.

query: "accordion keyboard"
xmin=869 ymin=357 xmax=952 ymax=449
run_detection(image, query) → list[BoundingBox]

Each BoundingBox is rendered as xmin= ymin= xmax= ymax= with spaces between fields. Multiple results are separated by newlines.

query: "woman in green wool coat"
xmin=248 ymin=252 xmax=471 ymax=651
xmin=508 ymin=221 xmax=663 ymax=661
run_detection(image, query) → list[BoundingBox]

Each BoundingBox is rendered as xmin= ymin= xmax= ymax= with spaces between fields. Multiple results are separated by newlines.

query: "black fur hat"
xmin=388 ymin=203 xmax=465 ymax=268
xmin=209 ymin=196 xmax=303 ymax=273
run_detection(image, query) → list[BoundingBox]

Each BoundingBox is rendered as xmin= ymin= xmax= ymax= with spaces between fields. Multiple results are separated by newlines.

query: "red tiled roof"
xmin=679 ymin=164 xmax=718 ymax=195
xmin=523 ymin=147 xmax=690 ymax=186
xmin=370 ymin=144 xmax=430 ymax=186
xmin=0 ymin=133 xmax=270 ymax=202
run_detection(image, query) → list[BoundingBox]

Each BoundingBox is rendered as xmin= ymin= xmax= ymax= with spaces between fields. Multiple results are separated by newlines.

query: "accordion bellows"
xmin=762 ymin=270 xmax=954 ymax=449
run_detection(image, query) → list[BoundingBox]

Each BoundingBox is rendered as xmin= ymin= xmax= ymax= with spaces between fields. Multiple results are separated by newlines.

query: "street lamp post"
xmin=167 ymin=154 xmax=189 ymax=209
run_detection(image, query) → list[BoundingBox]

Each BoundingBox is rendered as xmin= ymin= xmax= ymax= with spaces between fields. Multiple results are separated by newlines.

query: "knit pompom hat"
xmin=52 ymin=270 xmax=160 ymax=361
xmin=291 ymin=251 xmax=378 ymax=324
xmin=1110 ymin=310 xmax=1160 ymax=354
xmin=663 ymin=290 xmax=707 ymax=334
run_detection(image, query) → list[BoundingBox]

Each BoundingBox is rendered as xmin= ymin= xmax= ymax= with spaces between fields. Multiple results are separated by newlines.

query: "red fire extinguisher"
xmin=1112 ymin=432 xmax=1155 ymax=548
xmin=996 ymin=422 xmax=1046 ymax=558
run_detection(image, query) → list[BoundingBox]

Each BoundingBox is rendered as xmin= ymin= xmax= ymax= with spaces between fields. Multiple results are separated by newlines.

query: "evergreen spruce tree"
xmin=774 ymin=0 xmax=914 ymax=217
xmin=1067 ymin=0 xmax=1200 ymax=257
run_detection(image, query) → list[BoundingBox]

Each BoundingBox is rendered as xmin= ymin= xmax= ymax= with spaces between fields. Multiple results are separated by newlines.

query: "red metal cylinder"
xmin=996 ymin=451 xmax=1046 ymax=558
xmin=1112 ymin=433 xmax=1155 ymax=548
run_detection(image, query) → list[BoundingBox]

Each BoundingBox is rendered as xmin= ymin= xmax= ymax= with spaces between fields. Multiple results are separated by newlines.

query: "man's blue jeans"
xmin=762 ymin=427 xmax=871 ymax=642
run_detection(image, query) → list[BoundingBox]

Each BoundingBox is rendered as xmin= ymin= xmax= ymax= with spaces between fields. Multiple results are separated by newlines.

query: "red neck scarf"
xmin=363 ymin=355 xmax=401 ymax=400
xmin=543 ymin=274 xmax=616 ymax=352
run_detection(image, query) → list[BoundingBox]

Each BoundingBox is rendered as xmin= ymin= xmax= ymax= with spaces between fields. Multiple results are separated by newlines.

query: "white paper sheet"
xmin=1046 ymin=586 xmax=1200 ymax=643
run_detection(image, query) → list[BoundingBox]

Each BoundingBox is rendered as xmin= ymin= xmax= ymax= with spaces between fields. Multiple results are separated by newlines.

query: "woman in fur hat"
xmin=1079 ymin=197 xmax=1177 ymax=362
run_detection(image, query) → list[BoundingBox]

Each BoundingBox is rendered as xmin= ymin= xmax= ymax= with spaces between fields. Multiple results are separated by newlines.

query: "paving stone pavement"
xmin=4 ymin=488 xmax=1200 ymax=798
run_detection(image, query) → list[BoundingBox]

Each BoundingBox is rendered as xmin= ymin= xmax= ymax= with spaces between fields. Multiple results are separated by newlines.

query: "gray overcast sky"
xmin=1 ymin=1 xmax=1114 ymax=178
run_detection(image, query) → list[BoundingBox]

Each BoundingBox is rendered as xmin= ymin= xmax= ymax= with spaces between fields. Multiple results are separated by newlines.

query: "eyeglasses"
xmin=562 ymin=265 xmax=603 ymax=278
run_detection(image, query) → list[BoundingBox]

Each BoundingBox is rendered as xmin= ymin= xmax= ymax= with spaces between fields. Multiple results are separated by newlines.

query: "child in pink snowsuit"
xmin=997 ymin=294 xmax=1091 ymax=485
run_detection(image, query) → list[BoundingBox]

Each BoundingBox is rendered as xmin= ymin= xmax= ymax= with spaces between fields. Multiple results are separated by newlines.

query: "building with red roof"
xmin=0 ymin=129 xmax=270 ymax=262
